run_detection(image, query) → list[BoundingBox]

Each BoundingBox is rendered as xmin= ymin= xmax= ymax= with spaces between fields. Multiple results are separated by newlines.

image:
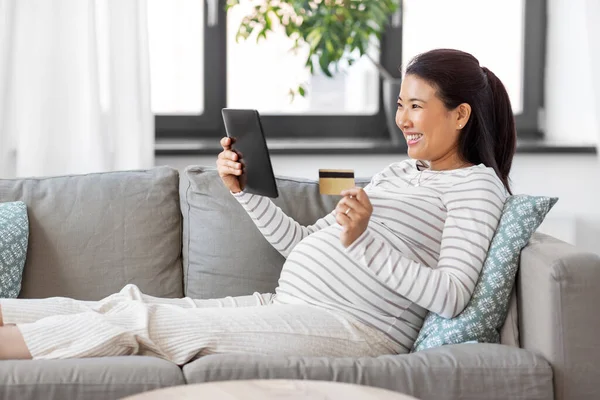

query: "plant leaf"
xmin=319 ymin=53 xmax=333 ymax=78
xmin=227 ymin=0 xmax=400 ymax=100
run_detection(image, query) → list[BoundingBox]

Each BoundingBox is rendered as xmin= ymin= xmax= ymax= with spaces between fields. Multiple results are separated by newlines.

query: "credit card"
xmin=319 ymin=169 xmax=355 ymax=195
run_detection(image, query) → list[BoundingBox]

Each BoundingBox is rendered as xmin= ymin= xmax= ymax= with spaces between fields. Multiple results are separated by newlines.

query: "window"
xmin=150 ymin=0 xmax=546 ymax=141
xmin=149 ymin=0 xmax=226 ymax=137
xmin=148 ymin=0 xmax=204 ymax=114
xmin=400 ymin=0 xmax=546 ymax=137
xmin=227 ymin=2 xmax=381 ymax=116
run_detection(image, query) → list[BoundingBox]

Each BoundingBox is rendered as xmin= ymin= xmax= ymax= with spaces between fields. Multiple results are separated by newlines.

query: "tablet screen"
xmin=221 ymin=108 xmax=279 ymax=198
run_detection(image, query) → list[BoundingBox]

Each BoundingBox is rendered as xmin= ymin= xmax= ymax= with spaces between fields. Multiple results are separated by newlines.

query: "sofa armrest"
xmin=518 ymin=232 xmax=600 ymax=400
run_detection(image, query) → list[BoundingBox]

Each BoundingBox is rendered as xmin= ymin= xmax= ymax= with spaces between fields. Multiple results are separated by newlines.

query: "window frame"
xmin=154 ymin=1 xmax=227 ymax=138
xmin=516 ymin=0 xmax=546 ymax=138
xmin=155 ymin=0 xmax=546 ymax=141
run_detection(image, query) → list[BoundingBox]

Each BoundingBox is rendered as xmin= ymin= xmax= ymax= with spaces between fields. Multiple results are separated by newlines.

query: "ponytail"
xmin=482 ymin=67 xmax=516 ymax=195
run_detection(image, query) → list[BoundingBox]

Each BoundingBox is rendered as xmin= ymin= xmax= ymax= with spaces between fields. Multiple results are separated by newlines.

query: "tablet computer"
xmin=221 ymin=108 xmax=279 ymax=198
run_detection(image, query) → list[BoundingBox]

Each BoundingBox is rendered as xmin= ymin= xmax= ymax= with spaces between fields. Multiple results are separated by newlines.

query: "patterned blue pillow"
xmin=411 ymin=195 xmax=558 ymax=352
xmin=0 ymin=201 xmax=29 ymax=298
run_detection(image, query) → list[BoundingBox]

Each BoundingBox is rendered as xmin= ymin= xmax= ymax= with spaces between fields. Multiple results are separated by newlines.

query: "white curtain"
xmin=0 ymin=0 xmax=153 ymax=178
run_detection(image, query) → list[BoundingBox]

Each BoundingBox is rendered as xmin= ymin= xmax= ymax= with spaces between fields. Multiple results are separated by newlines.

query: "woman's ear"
xmin=456 ymin=103 xmax=472 ymax=129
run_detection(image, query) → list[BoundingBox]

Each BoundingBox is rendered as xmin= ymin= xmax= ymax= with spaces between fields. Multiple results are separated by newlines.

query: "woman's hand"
xmin=216 ymin=137 xmax=244 ymax=193
xmin=335 ymin=187 xmax=373 ymax=248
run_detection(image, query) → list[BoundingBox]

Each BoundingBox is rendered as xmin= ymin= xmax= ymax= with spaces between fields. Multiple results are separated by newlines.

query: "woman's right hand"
xmin=216 ymin=137 xmax=244 ymax=193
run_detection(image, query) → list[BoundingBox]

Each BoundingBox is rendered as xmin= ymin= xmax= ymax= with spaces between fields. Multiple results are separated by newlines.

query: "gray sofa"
xmin=0 ymin=165 xmax=599 ymax=400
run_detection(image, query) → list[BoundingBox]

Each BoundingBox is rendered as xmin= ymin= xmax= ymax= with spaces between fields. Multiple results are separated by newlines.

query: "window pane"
xmin=147 ymin=0 xmax=204 ymax=115
xmin=227 ymin=0 xmax=379 ymax=115
xmin=402 ymin=0 xmax=524 ymax=114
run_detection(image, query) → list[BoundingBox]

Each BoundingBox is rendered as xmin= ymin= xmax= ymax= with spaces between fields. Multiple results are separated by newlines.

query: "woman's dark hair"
xmin=405 ymin=48 xmax=516 ymax=194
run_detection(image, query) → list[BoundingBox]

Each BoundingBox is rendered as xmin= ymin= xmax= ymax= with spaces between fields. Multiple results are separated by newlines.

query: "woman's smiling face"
xmin=396 ymin=74 xmax=469 ymax=170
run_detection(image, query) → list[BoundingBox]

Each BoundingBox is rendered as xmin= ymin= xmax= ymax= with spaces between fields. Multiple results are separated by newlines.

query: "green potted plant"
xmin=226 ymin=0 xmax=405 ymax=144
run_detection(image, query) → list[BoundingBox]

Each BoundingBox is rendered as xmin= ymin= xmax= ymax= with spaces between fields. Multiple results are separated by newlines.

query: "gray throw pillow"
xmin=0 ymin=167 xmax=183 ymax=300
xmin=179 ymin=166 xmax=355 ymax=299
xmin=0 ymin=201 xmax=29 ymax=298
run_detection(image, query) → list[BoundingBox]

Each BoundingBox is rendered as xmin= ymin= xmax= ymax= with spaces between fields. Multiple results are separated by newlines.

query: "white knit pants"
xmin=0 ymin=284 xmax=398 ymax=365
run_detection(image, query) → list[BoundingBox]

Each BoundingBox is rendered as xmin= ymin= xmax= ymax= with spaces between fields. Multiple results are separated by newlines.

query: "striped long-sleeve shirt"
xmin=233 ymin=159 xmax=508 ymax=353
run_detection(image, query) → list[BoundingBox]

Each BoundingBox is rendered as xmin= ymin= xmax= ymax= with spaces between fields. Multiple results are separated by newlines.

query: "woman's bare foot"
xmin=0 ymin=325 xmax=32 ymax=359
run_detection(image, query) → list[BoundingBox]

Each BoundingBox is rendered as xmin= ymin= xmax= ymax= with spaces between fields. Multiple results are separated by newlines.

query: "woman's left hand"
xmin=335 ymin=187 xmax=373 ymax=248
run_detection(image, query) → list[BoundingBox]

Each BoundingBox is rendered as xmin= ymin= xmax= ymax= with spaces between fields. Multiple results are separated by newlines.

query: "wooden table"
xmin=123 ymin=380 xmax=420 ymax=400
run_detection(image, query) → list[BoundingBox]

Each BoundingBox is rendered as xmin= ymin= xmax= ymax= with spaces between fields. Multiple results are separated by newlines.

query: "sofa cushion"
xmin=0 ymin=167 xmax=183 ymax=300
xmin=0 ymin=356 xmax=184 ymax=400
xmin=412 ymin=195 xmax=558 ymax=352
xmin=0 ymin=201 xmax=29 ymax=297
xmin=183 ymin=343 xmax=553 ymax=400
xmin=179 ymin=166 xmax=345 ymax=298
